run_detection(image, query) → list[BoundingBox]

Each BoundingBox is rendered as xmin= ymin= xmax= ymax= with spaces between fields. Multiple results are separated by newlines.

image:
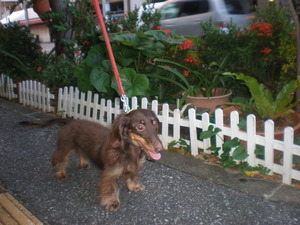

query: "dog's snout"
xmin=155 ymin=144 xmax=164 ymax=153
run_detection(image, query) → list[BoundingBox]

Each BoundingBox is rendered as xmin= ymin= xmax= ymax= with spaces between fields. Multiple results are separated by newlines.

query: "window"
xmin=160 ymin=0 xmax=209 ymax=20
xmin=179 ymin=0 xmax=209 ymax=17
xmin=160 ymin=3 xmax=181 ymax=19
xmin=224 ymin=0 xmax=253 ymax=14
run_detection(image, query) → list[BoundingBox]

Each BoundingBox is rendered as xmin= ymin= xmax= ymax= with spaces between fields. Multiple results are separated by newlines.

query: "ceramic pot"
xmin=185 ymin=88 xmax=232 ymax=114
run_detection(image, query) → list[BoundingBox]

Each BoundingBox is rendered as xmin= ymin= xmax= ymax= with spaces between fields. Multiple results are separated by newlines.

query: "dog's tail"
xmin=19 ymin=118 xmax=73 ymax=128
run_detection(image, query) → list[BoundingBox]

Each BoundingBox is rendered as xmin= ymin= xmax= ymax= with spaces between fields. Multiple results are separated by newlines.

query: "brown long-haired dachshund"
xmin=20 ymin=109 xmax=163 ymax=211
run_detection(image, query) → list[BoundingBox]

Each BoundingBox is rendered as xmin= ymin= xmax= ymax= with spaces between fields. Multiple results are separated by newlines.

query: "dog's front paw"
xmin=102 ymin=200 xmax=120 ymax=211
xmin=128 ymin=183 xmax=145 ymax=192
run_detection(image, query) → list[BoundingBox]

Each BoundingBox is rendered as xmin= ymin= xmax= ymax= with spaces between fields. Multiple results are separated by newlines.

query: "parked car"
xmin=141 ymin=0 xmax=254 ymax=37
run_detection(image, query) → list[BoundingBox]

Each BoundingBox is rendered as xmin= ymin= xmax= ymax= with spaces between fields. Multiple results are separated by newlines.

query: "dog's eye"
xmin=152 ymin=120 xmax=158 ymax=128
xmin=136 ymin=124 xmax=145 ymax=131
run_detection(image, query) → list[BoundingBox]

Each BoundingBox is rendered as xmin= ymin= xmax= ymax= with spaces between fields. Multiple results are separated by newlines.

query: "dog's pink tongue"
xmin=149 ymin=151 xmax=161 ymax=160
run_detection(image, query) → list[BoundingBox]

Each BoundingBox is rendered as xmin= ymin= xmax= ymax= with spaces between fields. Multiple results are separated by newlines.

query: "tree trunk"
xmin=48 ymin=0 xmax=74 ymax=57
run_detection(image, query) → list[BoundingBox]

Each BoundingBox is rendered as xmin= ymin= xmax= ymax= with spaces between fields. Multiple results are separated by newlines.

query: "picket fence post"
xmin=189 ymin=108 xmax=198 ymax=156
xmin=283 ymin=127 xmax=294 ymax=185
xmin=264 ymin=120 xmax=275 ymax=175
xmin=247 ymin=114 xmax=257 ymax=167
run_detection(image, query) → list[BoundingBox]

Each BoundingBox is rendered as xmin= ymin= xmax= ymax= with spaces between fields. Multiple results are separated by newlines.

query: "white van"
xmin=155 ymin=0 xmax=254 ymax=37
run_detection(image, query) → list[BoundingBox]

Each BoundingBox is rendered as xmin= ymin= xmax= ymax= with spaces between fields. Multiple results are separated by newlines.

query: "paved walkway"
xmin=1 ymin=98 xmax=300 ymax=225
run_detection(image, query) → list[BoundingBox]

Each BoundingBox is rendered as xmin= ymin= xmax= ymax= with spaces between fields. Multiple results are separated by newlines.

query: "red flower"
xmin=179 ymin=40 xmax=193 ymax=50
xmin=155 ymin=26 xmax=162 ymax=30
xmin=164 ymin=29 xmax=171 ymax=34
xmin=37 ymin=66 xmax=42 ymax=72
xmin=183 ymin=53 xmax=200 ymax=65
xmin=183 ymin=70 xmax=190 ymax=76
xmin=250 ymin=23 xmax=273 ymax=37
xmin=260 ymin=48 xmax=272 ymax=54
xmin=83 ymin=40 xmax=90 ymax=45
xmin=292 ymin=32 xmax=296 ymax=36
xmin=164 ymin=29 xmax=171 ymax=37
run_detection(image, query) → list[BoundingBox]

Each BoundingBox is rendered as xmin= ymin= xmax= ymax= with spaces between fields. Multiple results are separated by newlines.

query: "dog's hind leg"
xmin=99 ymin=167 xmax=123 ymax=211
xmin=78 ymin=152 xmax=90 ymax=169
xmin=52 ymin=148 xmax=72 ymax=180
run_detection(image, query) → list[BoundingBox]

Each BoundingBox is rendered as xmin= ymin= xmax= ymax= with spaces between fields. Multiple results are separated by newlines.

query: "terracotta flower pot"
xmin=259 ymin=113 xmax=300 ymax=140
xmin=185 ymin=88 xmax=232 ymax=114
xmin=33 ymin=0 xmax=51 ymax=19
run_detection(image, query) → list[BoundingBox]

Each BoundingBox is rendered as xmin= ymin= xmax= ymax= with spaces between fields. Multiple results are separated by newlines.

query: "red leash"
xmin=91 ymin=0 xmax=129 ymax=111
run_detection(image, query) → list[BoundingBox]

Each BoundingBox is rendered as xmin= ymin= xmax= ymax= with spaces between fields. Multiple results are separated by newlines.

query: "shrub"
xmin=0 ymin=23 xmax=43 ymax=79
xmin=38 ymin=56 xmax=77 ymax=93
xmin=198 ymin=2 xmax=296 ymax=96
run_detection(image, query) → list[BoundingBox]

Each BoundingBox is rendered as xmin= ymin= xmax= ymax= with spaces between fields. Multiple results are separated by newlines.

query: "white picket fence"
xmin=0 ymin=74 xmax=18 ymax=99
xmin=18 ymin=80 xmax=55 ymax=112
xmin=1 ymin=77 xmax=300 ymax=185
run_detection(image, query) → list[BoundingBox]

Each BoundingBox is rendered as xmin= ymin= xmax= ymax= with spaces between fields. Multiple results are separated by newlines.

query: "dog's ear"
xmin=110 ymin=113 xmax=130 ymax=148
xmin=118 ymin=115 xmax=130 ymax=138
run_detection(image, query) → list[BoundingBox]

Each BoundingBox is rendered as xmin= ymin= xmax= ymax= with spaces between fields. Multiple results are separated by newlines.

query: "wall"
xmin=30 ymin=24 xmax=51 ymax=43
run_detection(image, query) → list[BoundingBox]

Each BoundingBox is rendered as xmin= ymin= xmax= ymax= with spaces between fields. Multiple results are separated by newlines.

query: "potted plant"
xmin=152 ymin=56 xmax=232 ymax=113
xmin=224 ymin=72 xmax=300 ymax=139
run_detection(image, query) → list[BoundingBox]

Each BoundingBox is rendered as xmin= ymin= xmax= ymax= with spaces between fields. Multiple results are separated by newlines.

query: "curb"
xmin=0 ymin=186 xmax=43 ymax=225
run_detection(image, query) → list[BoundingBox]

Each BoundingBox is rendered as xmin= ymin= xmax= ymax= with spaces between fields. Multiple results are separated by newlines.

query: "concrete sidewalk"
xmin=1 ymin=98 xmax=300 ymax=225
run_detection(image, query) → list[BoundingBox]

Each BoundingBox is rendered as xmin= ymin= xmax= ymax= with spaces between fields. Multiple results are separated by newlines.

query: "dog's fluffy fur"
xmin=20 ymin=109 xmax=163 ymax=211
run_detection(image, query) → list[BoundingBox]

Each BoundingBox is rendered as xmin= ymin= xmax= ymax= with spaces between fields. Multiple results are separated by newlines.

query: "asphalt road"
xmin=1 ymin=99 xmax=300 ymax=225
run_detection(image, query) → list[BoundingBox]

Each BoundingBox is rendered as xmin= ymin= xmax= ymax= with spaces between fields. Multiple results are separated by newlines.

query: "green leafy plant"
xmin=200 ymin=125 xmax=248 ymax=168
xmin=168 ymin=139 xmax=191 ymax=156
xmin=200 ymin=125 xmax=270 ymax=175
xmin=74 ymin=29 xmax=185 ymax=98
xmin=224 ymin=72 xmax=300 ymax=120
xmin=74 ymin=44 xmax=149 ymax=98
